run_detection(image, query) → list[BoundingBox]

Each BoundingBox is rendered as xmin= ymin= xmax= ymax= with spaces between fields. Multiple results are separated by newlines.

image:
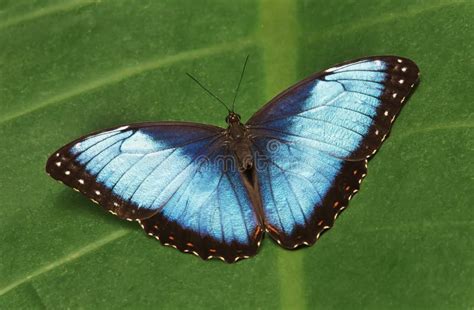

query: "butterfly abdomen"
xmin=226 ymin=120 xmax=254 ymax=171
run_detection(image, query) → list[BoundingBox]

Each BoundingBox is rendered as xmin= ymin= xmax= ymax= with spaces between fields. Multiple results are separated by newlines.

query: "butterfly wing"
xmin=46 ymin=123 xmax=263 ymax=262
xmin=247 ymin=56 xmax=419 ymax=247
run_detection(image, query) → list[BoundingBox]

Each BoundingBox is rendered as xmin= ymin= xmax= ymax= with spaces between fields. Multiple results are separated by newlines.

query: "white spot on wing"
xmin=325 ymin=66 xmax=339 ymax=73
xmin=115 ymin=125 xmax=129 ymax=131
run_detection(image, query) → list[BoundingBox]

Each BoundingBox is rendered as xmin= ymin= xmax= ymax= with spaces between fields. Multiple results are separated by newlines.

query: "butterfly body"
xmin=47 ymin=56 xmax=419 ymax=263
xmin=224 ymin=112 xmax=254 ymax=171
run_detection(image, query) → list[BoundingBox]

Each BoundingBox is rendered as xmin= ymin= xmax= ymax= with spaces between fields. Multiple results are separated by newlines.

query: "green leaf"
xmin=1 ymin=0 xmax=472 ymax=308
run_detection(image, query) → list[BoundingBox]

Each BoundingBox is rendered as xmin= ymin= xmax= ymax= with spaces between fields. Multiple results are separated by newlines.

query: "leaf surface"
xmin=1 ymin=0 xmax=472 ymax=308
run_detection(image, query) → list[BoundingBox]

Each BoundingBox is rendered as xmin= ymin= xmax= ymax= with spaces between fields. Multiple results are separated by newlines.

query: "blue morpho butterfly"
xmin=46 ymin=56 xmax=419 ymax=263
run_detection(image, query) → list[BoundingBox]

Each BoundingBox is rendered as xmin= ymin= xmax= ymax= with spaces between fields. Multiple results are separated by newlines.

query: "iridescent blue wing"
xmin=46 ymin=123 xmax=263 ymax=262
xmin=247 ymin=56 xmax=419 ymax=248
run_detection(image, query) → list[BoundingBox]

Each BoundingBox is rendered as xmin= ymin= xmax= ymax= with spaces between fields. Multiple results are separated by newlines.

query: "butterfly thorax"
xmin=225 ymin=112 xmax=253 ymax=171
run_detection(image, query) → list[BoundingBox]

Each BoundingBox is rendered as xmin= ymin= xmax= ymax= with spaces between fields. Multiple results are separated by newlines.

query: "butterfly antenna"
xmin=231 ymin=55 xmax=250 ymax=112
xmin=186 ymin=72 xmax=231 ymax=112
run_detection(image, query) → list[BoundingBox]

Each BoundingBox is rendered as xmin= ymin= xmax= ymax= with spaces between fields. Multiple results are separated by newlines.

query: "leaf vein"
xmin=0 ymin=37 xmax=255 ymax=125
xmin=0 ymin=230 xmax=129 ymax=296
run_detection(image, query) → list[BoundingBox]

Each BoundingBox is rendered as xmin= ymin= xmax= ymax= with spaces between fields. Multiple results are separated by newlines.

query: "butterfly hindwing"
xmin=252 ymin=137 xmax=367 ymax=248
xmin=46 ymin=123 xmax=263 ymax=262
xmin=247 ymin=56 xmax=419 ymax=247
